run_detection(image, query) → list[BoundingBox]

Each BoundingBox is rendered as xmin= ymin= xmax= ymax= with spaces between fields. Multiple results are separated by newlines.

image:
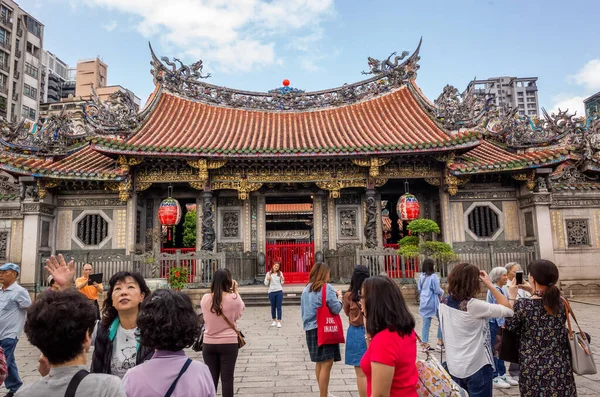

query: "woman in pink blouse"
xmin=200 ymin=268 xmax=245 ymax=397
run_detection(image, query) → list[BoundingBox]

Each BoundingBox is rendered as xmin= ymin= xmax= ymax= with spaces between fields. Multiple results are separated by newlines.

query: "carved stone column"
xmin=201 ymin=191 xmax=215 ymax=252
xmin=364 ymin=190 xmax=377 ymax=249
xmin=313 ymin=194 xmax=324 ymax=253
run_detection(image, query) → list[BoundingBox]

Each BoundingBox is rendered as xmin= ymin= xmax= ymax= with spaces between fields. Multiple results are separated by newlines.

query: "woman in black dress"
xmin=504 ymin=260 xmax=577 ymax=397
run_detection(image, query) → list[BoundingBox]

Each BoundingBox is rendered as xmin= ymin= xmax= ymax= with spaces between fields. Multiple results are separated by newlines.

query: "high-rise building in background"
xmin=585 ymin=92 xmax=600 ymax=118
xmin=0 ymin=0 xmax=44 ymax=123
xmin=39 ymin=57 xmax=140 ymax=119
xmin=41 ymin=50 xmax=68 ymax=103
xmin=470 ymin=76 xmax=539 ymax=117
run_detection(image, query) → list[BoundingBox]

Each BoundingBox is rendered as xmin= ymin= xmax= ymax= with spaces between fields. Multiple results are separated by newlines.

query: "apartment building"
xmin=585 ymin=92 xmax=600 ymax=118
xmin=41 ymin=50 xmax=68 ymax=103
xmin=0 ymin=0 xmax=43 ymax=123
xmin=39 ymin=58 xmax=140 ymax=120
xmin=470 ymin=76 xmax=540 ymax=117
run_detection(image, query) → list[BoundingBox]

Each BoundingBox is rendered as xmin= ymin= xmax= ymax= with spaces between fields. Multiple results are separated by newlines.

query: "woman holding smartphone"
xmin=265 ymin=261 xmax=285 ymax=328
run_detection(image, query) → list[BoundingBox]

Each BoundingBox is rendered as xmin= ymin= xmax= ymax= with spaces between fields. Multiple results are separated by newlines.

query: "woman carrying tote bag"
xmin=301 ymin=262 xmax=343 ymax=397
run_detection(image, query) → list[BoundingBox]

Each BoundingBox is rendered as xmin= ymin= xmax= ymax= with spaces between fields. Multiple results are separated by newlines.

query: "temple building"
xmin=0 ymin=40 xmax=598 ymax=294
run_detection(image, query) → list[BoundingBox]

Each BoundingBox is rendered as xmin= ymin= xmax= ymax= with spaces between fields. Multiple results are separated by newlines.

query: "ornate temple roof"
xmin=448 ymin=141 xmax=570 ymax=175
xmin=0 ymin=146 xmax=124 ymax=180
xmin=91 ymin=86 xmax=480 ymax=158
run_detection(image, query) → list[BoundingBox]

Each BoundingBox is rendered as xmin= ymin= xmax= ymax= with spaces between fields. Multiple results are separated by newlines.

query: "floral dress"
xmin=504 ymin=298 xmax=577 ymax=397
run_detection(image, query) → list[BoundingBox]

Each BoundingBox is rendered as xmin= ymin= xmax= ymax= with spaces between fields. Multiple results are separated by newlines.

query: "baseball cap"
xmin=0 ymin=263 xmax=20 ymax=273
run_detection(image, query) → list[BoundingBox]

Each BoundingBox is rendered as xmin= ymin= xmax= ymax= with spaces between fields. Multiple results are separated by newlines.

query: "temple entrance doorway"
xmin=265 ymin=196 xmax=314 ymax=284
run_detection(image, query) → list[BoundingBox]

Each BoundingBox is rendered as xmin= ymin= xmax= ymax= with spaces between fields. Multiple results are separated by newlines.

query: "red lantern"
xmin=158 ymin=197 xmax=182 ymax=241
xmin=397 ymin=193 xmax=420 ymax=221
xmin=282 ymin=79 xmax=290 ymax=87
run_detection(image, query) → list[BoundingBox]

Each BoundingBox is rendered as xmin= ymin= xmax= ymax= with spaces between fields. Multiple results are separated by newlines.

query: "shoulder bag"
xmin=191 ymin=313 xmax=205 ymax=352
xmin=221 ymin=313 xmax=246 ymax=349
xmin=64 ymin=369 xmax=89 ymax=397
xmin=494 ymin=327 xmax=520 ymax=363
xmin=562 ymin=297 xmax=597 ymax=375
xmin=164 ymin=358 xmax=192 ymax=397
xmin=316 ymin=284 xmax=345 ymax=346
xmin=415 ymin=334 xmax=468 ymax=397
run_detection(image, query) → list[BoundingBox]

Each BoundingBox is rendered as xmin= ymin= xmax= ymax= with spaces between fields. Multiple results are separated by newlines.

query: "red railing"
xmin=266 ymin=242 xmax=314 ymax=284
xmin=383 ymin=243 xmax=420 ymax=279
xmin=160 ymin=248 xmax=197 ymax=282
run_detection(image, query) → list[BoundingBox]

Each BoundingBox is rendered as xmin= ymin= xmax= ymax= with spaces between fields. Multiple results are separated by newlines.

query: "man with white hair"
xmin=504 ymin=262 xmax=531 ymax=299
xmin=486 ymin=267 xmax=518 ymax=389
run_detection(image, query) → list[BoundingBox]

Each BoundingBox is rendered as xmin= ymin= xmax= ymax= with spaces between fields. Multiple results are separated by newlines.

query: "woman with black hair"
xmin=359 ymin=275 xmax=418 ymax=397
xmin=91 ymin=271 xmax=153 ymax=378
xmin=200 ymin=268 xmax=245 ymax=397
xmin=343 ymin=265 xmax=370 ymax=397
xmin=504 ymin=259 xmax=576 ymax=396
xmin=417 ymin=258 xmax=444 ymax=352
xmin=123 ymin=289 xmax=216 ymax=397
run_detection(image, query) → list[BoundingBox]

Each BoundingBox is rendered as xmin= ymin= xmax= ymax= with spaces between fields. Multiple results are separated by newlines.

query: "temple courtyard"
xmin=3 ymin=297 xmax=600 ymax=396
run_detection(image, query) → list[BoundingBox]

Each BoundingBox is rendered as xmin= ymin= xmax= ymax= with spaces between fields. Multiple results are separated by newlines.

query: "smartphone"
xmin=515 ymin=271 xmax=524 ymax=285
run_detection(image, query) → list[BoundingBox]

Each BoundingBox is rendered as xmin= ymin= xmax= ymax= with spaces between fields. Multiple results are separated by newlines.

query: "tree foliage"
xmin=406 ymin=219 xmax=440 ymax=235
xmin=183 ymin=210 xmax=197 ymax=248
xmin=397 ymin=219 xmax=457 ymax=267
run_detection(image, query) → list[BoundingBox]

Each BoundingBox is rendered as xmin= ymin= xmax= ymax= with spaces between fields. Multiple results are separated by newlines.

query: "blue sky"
xmin=20 ymin=0 xmax=600 ymax=114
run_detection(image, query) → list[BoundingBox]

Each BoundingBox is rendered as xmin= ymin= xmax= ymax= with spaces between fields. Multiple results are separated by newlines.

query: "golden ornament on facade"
xmin=351 ymin=157 xmax=391 ymax=177
xmin=512 ymin=171 xmax=536 ymax=191
xmin=36 ymin=179 xmax=60 ymax=199
xmin=444 ymin=173 xmax=470 ymax=195
xmin=187 ymin=159 xmax=228 ymax=182
xmin=118 ymin=156 xmax=144 ymax=173
xmin=424 ymin=177 xmax=441 ymax=186
xmin=135 ymin=182 xmax=153 ymax=192
xmin=211 ymin=179 xmax=262 ymax=200
xmin=380 ymin=163 xmax=440 ymax=178
xmin=106 ymin=180 xmax=132 ymax=202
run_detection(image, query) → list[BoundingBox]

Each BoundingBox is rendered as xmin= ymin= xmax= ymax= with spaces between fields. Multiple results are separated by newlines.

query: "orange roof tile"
xmin=449 ymin=141 xmax=570 ymax=174
xmin=0 ymin=146 xmax=124 ymax=180
xmin=93 ymin=86 xmax=480 ymax=158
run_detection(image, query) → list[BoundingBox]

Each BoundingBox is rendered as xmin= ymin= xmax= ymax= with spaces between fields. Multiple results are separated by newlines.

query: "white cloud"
xmin=66 ymin=0 xmax=335 ymax=73
xmin=569 ymin=59 xmax=600 ymax=91
xmin=550 ymin=59 xmax=600 ymax=117
xmin=101 ymin=20 xmax=118 ymax=32
xmin=549 ymin=94 xmax=587 ymax=117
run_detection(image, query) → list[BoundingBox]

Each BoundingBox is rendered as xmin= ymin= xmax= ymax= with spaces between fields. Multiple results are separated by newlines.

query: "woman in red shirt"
xmin=360 ymin=275 xmax=418 ymax=397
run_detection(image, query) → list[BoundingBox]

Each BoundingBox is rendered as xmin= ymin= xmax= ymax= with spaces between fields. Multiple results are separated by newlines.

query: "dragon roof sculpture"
xmin=82 ymin=85 xmax=142 ymax=137
xmin=148 ymin=39 xmax=422 ymax=112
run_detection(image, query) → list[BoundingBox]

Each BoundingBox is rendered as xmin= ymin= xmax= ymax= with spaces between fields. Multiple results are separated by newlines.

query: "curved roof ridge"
xmin=148 ymin=39 xmax=423 ymax=112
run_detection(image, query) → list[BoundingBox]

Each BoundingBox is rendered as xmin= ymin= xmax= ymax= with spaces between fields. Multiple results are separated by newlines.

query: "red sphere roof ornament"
xmin=283 ymin=79 xmax=290 ymax=87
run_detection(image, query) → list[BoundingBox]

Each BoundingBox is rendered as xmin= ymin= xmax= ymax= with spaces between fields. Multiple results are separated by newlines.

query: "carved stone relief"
xmin=251 ymin=197 xmax=258 ymax=252
xmin=59 ymin=197 xmax=124 ymax=209
xmin=339 ymin=209 xmax=358 ymax=239
xmin=266 ymin=230 xmax=311 ymax=240
xmin=218 ymin=197 xmax=244 ymax=207
xmin=222 ymin=211 xmax=240 ymax=239
xmin=336 ymin=195 xmax=361 ymax=205
xmin=566 ymin=219 xmax=589 ymax=247
xmin=322 ymin=196 xmax=329 ymax=250
xmin=0 ymin=231 xmax=7 ymax=259
xmin=364 ymin=192 xmax=377 ymax=248
xmin=201 ymin=192 xmax=215 ymax=251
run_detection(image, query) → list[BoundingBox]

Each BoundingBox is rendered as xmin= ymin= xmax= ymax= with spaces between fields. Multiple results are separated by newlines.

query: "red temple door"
xmin=265 ymin=241 xmax=314 ymax=284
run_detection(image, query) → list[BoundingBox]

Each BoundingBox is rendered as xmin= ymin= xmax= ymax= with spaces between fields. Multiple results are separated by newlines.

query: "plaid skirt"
xmin=306 ymin=328 xmax=341 ymax=363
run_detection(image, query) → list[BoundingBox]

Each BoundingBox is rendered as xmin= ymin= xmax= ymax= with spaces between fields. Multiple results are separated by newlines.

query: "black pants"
xmin=202 ymin=343 xmax=239 ymax=397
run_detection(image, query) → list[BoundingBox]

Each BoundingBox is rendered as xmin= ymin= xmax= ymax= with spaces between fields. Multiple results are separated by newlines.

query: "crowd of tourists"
xmin=0 ymin=253 xmax=587 ymax=397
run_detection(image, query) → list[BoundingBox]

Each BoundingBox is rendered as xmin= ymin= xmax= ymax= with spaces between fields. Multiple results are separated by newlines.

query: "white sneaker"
xmin=270 ymin=321 xmax=277 ymax=327
xmin=493 ymin=377 xmax=511 ymax=389
xmin=502 ymin=375 xmax=519 ymax=386
xmin=327 ymin=393 xmax=338 ymax=397
xmin=277 ymin=322 xmax=282 ymax=328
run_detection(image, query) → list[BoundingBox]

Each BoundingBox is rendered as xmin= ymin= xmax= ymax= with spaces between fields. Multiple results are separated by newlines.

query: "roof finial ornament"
xmin=148 ymin=42 xmax=210 ymax=92
xmin=360 ymin=37 xmax=422 ymax=84
xmin=82 ymin=84 xmax=141 ymax=137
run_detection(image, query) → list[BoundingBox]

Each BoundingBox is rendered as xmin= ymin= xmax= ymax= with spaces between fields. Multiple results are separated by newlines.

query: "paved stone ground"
xmin=3 ymin=299 xmax=600 ymax=396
